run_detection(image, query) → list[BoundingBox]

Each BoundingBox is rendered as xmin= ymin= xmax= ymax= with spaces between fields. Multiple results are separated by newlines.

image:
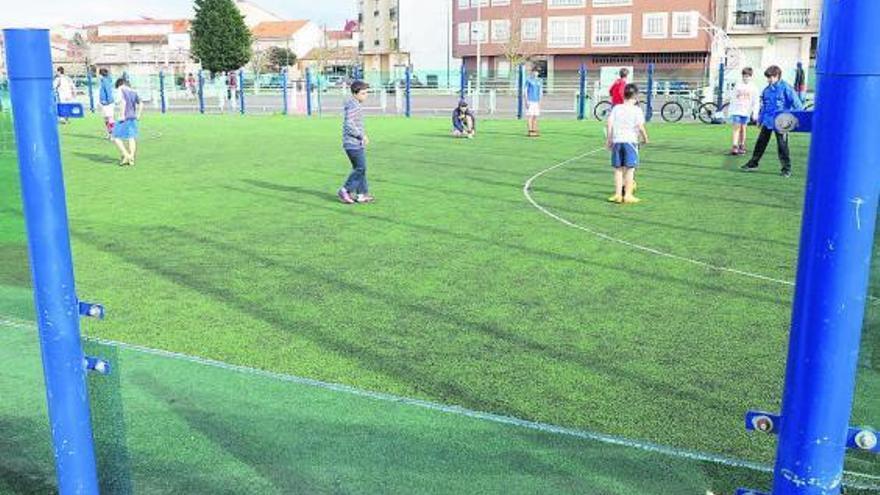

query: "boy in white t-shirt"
xmin=606 ymin=84 xmax=649 ymax=204
xmin=53 ymin=66 xmax=76 ymax=124
xmin=728 ymin=67 xmax=760 ymax=155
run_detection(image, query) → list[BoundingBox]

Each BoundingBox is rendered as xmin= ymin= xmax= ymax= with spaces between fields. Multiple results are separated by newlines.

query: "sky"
xmin=0 ymin=0 xmax=355 ymax=29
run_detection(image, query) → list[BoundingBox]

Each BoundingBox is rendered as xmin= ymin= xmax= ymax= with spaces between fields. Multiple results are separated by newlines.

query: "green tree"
xmin=191 ymin=0 xmax=252 ymax=74
xmin=267 ymin=47 xmax=297 ymax=72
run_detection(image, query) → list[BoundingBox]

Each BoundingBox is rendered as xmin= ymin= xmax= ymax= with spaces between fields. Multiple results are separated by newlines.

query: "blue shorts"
xmin=611 ymin=143 xmax=640 ymax=169
xmin=113 ymin=119 xmax=139 ymax=140
xmin=730 ymin=115 xmax=750 ymax=125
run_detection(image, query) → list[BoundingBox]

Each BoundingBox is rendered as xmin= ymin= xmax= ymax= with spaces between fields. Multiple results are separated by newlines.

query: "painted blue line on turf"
xmin=1 ymin=317 xmax=878 ymax=490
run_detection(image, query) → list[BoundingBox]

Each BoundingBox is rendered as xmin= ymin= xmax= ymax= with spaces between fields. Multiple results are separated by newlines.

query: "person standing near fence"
xmin=609 ymin=68 xmax=629 ymax=106
xmin=741 ymin=65 xmax=804 ymax=178
xmin=337 ymin=81 xmax=374 ymax=204
xmin=227 ymin=70 xmax=238 ymax=104
xmin=186 ymin=73 xmax=197 ymax=99
xmin=794 ymin=62 xmax=807 ymax=103
xmin=53 ymin=66 xmax=76 ymax=124
xmin=111 ymin=78 xmax=143 ymax=166
xmin=99 ymin=68 xmax=116 ymax=139
xmin=525 ymin=68 xmax=543 ymax=138
xmin=727 ymin=67 xmax=760 ymax=156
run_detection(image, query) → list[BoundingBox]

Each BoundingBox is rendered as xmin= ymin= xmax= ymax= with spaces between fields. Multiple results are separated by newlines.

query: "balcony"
xmin=734 ymin=10 xmax=766 ymax=28
xmin=775 ymin=8 xmax=812 ymax=29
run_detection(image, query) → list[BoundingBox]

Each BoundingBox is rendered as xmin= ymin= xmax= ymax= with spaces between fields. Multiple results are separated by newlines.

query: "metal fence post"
xmin=517 ymin=63 xmax=524 ymax=120
xmin=3 ymin=28 xmax=100 ymax=495
xmin=306 ymin=68 xmax=313 ymax=117
xmin=239 ymin=69 xmax=245 ymax=115
xmin=646 ymin=63 xmax=655 ymax=123
xmin=460 ymin=61 xmax=467 ymax=100
xmin=159 ymin=70 xmax=166 ymax=114
xmin=577 ymin=64 xmax=587 ymax=120
xmin=405 ymin=66 xmax=412 ymax=118
xmin=717 ymin=62 xmax=725 ymax=109
xmin=282 ymin=68 xmax=289 ymax=116
xmin=86 ymin=68 xmax=95 ymax=113
xmin=198 ymin=70 xmax=205 ymax=114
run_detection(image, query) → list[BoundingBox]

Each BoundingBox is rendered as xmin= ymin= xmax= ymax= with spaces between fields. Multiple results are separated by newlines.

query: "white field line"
xmin=524 ymin=149 xmax=880 ymax=306
xmin=2 ymin=317 xmax=878 ymax=489
xmin=524 ymin=148 xmax=800 ymax=287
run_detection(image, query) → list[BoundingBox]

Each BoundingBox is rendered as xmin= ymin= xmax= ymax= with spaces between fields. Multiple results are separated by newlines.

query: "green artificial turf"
xmin=0 ymin=111 xmax=877 ymax=493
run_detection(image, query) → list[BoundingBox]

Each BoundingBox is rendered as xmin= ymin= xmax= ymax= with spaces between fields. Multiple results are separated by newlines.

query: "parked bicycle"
xmin=661 ymin=95 xmax=718 ymax=124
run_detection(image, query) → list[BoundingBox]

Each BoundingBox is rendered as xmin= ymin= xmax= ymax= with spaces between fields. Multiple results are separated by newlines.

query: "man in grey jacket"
xmin=338 ymin=80 xmax=373 ymax=204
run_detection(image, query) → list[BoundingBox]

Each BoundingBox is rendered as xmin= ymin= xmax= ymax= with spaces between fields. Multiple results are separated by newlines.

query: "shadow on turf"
xmin=74 ymin=221 xmax=759 ymax=421
xmin=72 ymin=151 xmax=119 ymax=166
xmin=0 ymin=416 xmax=56 ymax=495
xmin=231 ymin=181 xmax=789 ymax=307
xmin=127 ymin=369 xmax=771 ymax=494
xmin=0 ymin=244 xmax=30 ymax=288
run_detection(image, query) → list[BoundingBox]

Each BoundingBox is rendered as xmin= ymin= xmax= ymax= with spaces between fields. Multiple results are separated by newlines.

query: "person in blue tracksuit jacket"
xmin=99 ymin=68 xmax=116 ymax=138
xmin=741 ymin=65 xmax=804 ymax=178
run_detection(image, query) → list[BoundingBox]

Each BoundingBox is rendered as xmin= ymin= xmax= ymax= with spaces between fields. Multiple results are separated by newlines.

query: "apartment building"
xmin=251 ymin=20 xmax=324 ymax=59
xmin=87 ymin=19 xmax=195 ymax=77
xmin=359 ymin=0 xmax=455 ymax=81
xmin=717 ymin=0 xmax=820 ymax=84
xmin=453 ymin=0 xmax=713 ymax=85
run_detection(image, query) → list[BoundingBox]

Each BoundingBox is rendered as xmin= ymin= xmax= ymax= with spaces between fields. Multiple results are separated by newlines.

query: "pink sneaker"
xmin=337 ymin=188 xmax=355 ymax=204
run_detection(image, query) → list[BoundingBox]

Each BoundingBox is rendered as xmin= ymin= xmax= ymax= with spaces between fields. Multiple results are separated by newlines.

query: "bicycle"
xmin=593 ymin=100 xmax=647 ymax=121
xmin=659 ymin=95 xmax=716 ymax=124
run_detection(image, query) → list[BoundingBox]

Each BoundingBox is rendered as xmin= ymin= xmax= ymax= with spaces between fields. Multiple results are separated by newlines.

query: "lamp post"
xmin=474 ymin=1 xmax=482 ymax=112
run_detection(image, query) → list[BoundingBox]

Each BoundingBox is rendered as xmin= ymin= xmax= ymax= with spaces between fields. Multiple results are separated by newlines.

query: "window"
xmin=521 ymin=0 xmax=542 ymax=4
xmin=548 ymin=0 xmax=585 ymax=8
xmin=672 ymin=11 xmax=698 ymax=38
xmin=490 ymin=0 xmax=510 ymax=5
xmin=458 ymin=22 xmax=470 ymax=45
xmin=458 ymin=0 xmax=469 ymax=8
xmin=497 ymin=60 xmax=510 ymax=78
xmin=471 ymin=0 xmax=489 ymax=6
xmin=547 ymin=16 xmax=586 ymax=48
xmin=491 ymin=19 xmax=511 ymax=42
xmin=592 ymin=14 xmax=631 ymax=47
xmin=471 ymin=20 xmax=488 ymax=44
xmin=643 ymin=12 xmax=668 ymax=39
xmin=521 ymin=18 xmax=542 ymax=41
xmin=593 ymin=0 xmax=632 ymax=6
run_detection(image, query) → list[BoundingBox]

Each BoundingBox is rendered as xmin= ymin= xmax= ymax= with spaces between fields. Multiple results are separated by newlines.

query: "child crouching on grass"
xmin=606 ymin=84 xmax=649 ymax=204
xmin=338 ymin=81 xmax=374 ymax=204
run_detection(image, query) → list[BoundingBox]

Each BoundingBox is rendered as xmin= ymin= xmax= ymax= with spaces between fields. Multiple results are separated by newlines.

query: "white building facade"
xmin=718 ymin=0 xmax=820 ymax=86
xmin=359 ymin=0 xmax=455 ymax=82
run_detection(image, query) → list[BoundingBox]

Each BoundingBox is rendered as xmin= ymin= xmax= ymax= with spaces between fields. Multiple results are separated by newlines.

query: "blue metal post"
xmin=772 ymin=1 xmax=880 ymax=494
xmin=460 ymin=61 xmax=467 ymax=100
xmin=717 ymin=62 xmax=725 ymax=109
xmin=159 ymin=70 xmax=166 ymax=114
xmin=238 ymin=69 xmax=245 ymax=115
xmin=197 ymin=70 xmax=205 ymax=114
xmin=3 ymin=28 xmax=100 ymax=495
xmin=305 ymin=68 xmax=313 ymax=117
xmin=646 ymin=63 xmax=655 ymax=123
xmin=86 ymin=68 xmax=95 ymax=113
xmin=577 ymin=64 xmax=586 ymax=120
xmin=282 ymin=68 xmax=289 ymax=116
xmin=517 ymin=63 xmax=524 ymax=120
xmin=405 ymin=66 xmax=412 ymax=118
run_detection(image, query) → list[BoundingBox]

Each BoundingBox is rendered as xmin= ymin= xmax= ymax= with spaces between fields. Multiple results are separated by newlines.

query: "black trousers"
xmin=750 ymin=126 xmax=792 ymax=172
